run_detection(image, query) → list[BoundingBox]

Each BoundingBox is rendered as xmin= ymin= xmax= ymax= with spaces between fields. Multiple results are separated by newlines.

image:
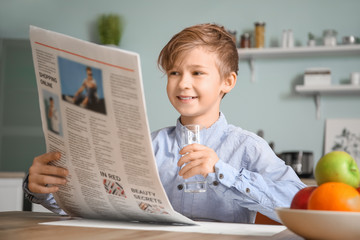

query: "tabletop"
xmin=0 ymin=211 xmax=303 ymax=240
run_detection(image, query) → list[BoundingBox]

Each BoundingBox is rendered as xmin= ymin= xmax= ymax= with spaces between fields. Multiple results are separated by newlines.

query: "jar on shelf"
xmin=254 ymin=22 xmax=265 ymax=48
xmin=240 ymin=33 xmax=251 ymax=48
xmin=323 ymin=29 xmax=337 ymax=46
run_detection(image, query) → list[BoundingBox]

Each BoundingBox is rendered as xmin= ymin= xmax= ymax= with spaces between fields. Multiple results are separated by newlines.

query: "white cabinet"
xmin=0 ymin=172 xmax=25 ymax=211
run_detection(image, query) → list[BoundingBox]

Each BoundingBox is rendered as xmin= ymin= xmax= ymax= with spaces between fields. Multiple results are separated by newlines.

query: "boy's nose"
xmin=178 ymin=74 xmax=192 ymax=89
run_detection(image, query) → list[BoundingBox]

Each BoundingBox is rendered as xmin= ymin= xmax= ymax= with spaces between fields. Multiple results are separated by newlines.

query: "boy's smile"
xmin=177 ymin=95 xmax=198 ymax=102
xmin=166 ymin=47 xmax=233 ymax=127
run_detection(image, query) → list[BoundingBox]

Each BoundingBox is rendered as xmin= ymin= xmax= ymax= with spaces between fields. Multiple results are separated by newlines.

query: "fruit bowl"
xmin=276 ymin=207 xmax=360 ymax=240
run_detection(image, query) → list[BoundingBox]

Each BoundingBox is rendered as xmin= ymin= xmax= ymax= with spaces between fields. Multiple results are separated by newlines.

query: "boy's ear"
xmin=222 ymin=72 xmax=237 ymax=94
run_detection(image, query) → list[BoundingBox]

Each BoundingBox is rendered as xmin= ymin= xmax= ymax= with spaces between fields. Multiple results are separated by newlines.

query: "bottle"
xmin=287 ymin=30 xmax=294 ymax=48
xmin=240 ymin=33 xmax=251 ymax=48
xmin=254 ymin=22 xmax=265 ymax=48
xmin=282 ymin=30 xmax=294 ymax=48
xmin=282 ymin=30 xmax=288 ymax=48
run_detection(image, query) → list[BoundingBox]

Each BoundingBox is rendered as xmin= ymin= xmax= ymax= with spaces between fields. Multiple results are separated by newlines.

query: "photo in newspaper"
xmin=29 ymin=25 xmax=195 ymax=225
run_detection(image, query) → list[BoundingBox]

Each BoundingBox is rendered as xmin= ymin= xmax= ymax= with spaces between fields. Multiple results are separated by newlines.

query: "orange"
xmin=308 ymin=182 xmax=360 ymax=212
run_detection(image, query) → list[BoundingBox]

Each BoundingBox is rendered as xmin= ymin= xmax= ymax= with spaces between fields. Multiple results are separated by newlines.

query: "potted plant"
xmin=98 ymin=14 xmax=122 ymax=46
xmin=307 ymin=32 xmax=316 ymax=47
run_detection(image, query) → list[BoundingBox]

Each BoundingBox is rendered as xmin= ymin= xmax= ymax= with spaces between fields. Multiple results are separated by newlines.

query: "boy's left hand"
xmin=178 ymin=143 xmax=219 ymax=179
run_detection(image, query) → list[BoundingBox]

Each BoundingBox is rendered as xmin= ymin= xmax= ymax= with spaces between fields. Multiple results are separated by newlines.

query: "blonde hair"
xmin=158 ymin=23 xmax=239 ymax=79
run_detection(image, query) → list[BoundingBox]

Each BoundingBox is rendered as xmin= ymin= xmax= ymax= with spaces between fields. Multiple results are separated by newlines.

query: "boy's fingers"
xmin=30 ymin=174 xmax=67 ymax=187
xmin=29 ymin=164 xmax=68 ymax=177
xmin=28 ymin=182 xmax=59 ymax=194
xmin=178 ymin=159 xmax=202 ymax=177
xmin=178 ymin=151 xmax=203 ymax=167
xmin=179 ymin=154 xmax=217 ymax=178
xmin=42 ymin=165 xmax=69 ymax=177
xmin=179 ymin=143 xmax=205 ymax=155
xmin=33 ymin=152 xmax=61 ymax=165
xmin=28 ymin=175 xmax=66 ymax=193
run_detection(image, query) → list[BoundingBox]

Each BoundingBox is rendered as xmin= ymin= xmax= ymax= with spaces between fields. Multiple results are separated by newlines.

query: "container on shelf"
xmin=254 ymin=22 xmax=265 ymax=48
xmin=342 ymin=36 xmax=356 ymax=45
xmin=240 ymin=33 xmax=251 ymax=48
xmin=323 ymin=29 xmax=337 ymax=46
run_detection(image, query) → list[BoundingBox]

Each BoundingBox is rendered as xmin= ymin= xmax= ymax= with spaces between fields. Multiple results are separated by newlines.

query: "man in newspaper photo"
xmin=72 ymin=66 xmax=99 ymax=108
xmin=24 ymin=23 xmax=305 ymax=223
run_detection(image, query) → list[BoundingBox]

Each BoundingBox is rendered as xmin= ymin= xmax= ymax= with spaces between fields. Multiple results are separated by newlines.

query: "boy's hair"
xmin=158 ymin=23 xmax=239 ymax=79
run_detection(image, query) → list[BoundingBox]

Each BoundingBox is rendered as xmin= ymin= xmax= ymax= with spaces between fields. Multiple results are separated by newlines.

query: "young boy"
xmin=24 ymin=23 xmax=306 ymax=223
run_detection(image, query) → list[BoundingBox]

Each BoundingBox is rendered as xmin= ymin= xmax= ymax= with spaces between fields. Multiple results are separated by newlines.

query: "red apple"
xmin=290 ymin=186 xmax=317 ymax=209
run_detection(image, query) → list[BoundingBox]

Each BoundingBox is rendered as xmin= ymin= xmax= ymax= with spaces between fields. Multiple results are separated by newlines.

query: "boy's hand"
xmin=178 ymin=143 xmax=219 ymax=179
xmin=28 ymin=152 xmax=69 ymax=194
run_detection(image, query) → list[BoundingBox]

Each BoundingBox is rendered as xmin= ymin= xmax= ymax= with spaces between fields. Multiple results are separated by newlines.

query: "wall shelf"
xmin=238 ymin=45 xmax=360 ymax=60
xmin=238 ymin=45 xmax=360 ymax=82
xmin=295 ymin=84 xmax=360 ymax=94
xmin=237 ymin=45 xmax=360 ymax=119
xmin=295 ymin=84 xmax=360 ymax=119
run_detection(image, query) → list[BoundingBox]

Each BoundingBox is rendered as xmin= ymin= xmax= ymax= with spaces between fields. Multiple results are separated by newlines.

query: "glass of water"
xmin=180 ymin=124 xmax=206 ymax=193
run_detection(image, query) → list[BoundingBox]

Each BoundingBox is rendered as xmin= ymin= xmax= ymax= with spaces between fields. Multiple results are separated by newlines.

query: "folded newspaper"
xmin=29 ymin=26 xmax=195 ymax=225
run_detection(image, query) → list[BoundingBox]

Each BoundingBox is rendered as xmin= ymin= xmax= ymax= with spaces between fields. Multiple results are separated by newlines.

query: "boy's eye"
xmin=193 ymin=71 xmax=203 ymax=76
xmin=169 ymin=71 xmax=179 ymax=76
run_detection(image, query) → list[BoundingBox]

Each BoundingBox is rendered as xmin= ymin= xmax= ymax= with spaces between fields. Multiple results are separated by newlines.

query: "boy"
xmin=24 ymin=23 xmax=306 ymax=223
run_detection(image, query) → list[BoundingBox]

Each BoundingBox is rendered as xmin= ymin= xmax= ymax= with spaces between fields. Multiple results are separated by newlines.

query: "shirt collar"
xmin=175 ymin=112 xmax=228 ymax=148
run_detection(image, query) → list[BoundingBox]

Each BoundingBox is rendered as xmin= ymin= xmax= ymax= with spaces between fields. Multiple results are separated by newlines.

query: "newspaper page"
xmin=29 ymin=26 xmax=194 ymax=225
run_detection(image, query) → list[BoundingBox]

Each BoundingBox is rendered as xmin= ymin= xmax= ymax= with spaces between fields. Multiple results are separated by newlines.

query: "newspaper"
xmin=29 ymin=26 xmax=194 ymax=225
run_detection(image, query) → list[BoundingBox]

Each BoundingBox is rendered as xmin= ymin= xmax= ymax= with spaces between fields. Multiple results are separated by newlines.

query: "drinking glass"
xmin=180 ymin=124 xmax=207 ymax=193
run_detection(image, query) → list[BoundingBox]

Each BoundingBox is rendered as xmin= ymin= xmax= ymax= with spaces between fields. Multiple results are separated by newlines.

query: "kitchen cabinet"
xmin=0 ymin=171 xmax=51 ymax=212
xmin=0 ymin=172 xmax=25 ymax=211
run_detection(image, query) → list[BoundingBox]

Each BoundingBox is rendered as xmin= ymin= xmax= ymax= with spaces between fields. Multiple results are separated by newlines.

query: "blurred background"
xmin=1 ymin=0 xmax=360 ymax=174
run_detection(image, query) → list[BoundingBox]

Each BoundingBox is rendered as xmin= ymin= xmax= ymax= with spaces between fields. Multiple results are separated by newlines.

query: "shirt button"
xmin=177 ymin=184 xmax=184 ymax=190
xmin=213 ymin=181 xmax=219 ymax=186
xmin=219 ymin=173 xmax=224 ymax=179
xmin=246 ymin=188 xmax=250 ymax=193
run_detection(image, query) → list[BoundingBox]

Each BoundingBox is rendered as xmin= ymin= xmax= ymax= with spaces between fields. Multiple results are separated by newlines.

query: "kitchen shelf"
xmin=238 ymin=45 xmax=360 ymax=60
xmin=238 ymin=45 xmax=360 ymax=82
xmin=295 ymin=84 xmax=360 ymax=119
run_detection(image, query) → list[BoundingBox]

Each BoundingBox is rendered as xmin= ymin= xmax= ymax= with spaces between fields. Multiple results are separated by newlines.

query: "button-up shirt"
xmin=151 ymin=113 xmax=305 ymax=223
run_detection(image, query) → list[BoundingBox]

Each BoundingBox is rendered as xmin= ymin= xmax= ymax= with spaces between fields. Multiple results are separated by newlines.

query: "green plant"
xmin=98 ymin=14 xmax=122 ymax=45
xmin=308 ymin=32 xmax=315 ymax=41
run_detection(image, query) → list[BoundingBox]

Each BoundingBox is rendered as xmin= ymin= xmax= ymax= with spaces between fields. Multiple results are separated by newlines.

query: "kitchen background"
xmin=0 ymin=0 xmax=360 ymax=174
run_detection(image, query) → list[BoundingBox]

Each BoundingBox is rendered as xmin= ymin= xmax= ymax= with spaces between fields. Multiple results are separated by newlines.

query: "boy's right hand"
xmin=28 ymin=152 xmax=69 ymax=194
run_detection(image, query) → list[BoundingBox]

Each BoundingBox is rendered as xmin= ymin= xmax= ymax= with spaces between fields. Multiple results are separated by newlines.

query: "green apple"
xmin=315 ymin=151 xmax=360 ymax=188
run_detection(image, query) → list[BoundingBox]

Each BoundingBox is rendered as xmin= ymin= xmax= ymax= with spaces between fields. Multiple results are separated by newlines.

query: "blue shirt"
xmin=24 ymin=113 xmax=305 ymax=223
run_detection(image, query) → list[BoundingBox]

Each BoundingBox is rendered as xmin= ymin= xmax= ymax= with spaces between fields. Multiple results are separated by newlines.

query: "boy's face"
xmin=166 ymin=47 xmax=230 ymax=126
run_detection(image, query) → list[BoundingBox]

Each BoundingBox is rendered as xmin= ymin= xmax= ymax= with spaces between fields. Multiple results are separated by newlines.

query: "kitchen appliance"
xmin=280 ymin=151 xmax=314 ymax=178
